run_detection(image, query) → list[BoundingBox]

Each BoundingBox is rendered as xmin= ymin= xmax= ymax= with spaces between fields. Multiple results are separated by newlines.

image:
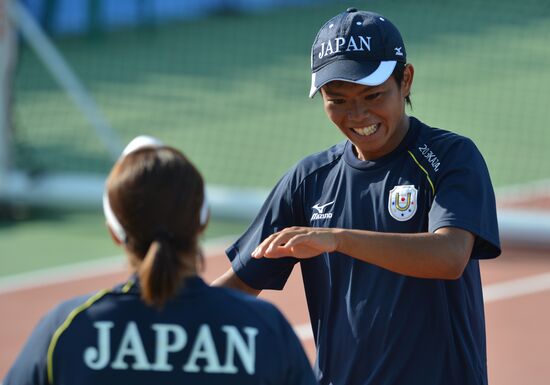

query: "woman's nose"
xmin=347 ymin=101 xmax=368 ymax=121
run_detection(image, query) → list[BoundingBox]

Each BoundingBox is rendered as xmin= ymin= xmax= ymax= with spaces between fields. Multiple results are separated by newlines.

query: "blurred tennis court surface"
xmin=1 ymin=235 xmax=549 ymax=384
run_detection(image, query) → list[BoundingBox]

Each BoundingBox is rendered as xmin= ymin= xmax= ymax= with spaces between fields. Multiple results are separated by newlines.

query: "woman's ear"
xmin=402 ymin=63 xmax=414 ymax=98
xmin=197 ymin=218 xmax=209 ymax=237
xmin=107 ymin=223 xmax=124 ymax=245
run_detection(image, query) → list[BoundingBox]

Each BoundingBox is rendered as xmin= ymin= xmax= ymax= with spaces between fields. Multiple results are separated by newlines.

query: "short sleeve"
xmin=428 ymin=138 xmax=501 ymax=259
xmin=226 ymin=169 xmax=305 ymax=290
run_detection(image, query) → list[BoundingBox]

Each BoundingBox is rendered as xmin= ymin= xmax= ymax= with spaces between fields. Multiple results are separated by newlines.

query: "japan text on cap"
xmin=309 ymin=8 xmax=406 ymax=98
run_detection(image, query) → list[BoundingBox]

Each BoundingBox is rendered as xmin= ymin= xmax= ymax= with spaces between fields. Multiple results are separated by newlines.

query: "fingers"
xmin=266 ymin=228 xmax=303 ymax=254
xmin=283 ymin=233 xmax=309 ymax=249
xmin=260 ymin=246 xmax=294 ymax=258
xmin=251 ymin=232 xmax=279 ymax=259
xmin=252 ymin=227 xmax=307 ymax=259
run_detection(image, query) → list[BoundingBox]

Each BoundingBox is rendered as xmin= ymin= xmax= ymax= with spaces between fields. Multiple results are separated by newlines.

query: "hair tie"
xmin=154 ymin=229 xmax=175 ymax=243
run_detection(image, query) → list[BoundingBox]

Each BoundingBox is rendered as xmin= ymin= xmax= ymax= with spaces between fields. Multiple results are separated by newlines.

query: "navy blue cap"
xmin=309 ymin=9 xmax=406 ymax=98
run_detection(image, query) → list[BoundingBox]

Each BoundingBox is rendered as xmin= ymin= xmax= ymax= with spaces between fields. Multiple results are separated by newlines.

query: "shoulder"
xmin=413 ymin=117 xmax=480 ymax=153
xmin=35 ymin=289 xmax=115 ymax=350
xmin=286 ymin=141 xmax=346 ymax=185
xmin=296 ymin=141 xmax=346 ymax=173
xmin=33 ymin=291 xmax=111 ymax=347
xmin=42 ymin=292 xmax=99 ymax=330
xmin=409 ymin=117 xmax=484 ymax=174
xmin=23 ymin=293 xmax=95 ymax=349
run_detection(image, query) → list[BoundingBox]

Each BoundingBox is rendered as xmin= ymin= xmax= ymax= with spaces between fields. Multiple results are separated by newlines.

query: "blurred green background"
xmin=2 ymin=0 xmax=549 ymax=276
xmin=14 ymin=0 xmax=550 ymax=187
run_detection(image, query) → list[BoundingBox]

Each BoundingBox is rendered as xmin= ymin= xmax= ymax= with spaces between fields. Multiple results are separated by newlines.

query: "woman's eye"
xmin=328 ymin=99 xmax=345 ymax=105
xmin=366 ymin=92 xmax=381 ymax=100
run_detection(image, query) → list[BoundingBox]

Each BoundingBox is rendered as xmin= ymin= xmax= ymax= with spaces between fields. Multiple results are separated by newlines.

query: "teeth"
xmin=353 ymin=124 xmax=378 ymax=136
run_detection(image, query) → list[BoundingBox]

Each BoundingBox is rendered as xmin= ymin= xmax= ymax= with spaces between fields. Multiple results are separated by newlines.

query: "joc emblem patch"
xmin=388 ymin=185 xmax=418 ymax=221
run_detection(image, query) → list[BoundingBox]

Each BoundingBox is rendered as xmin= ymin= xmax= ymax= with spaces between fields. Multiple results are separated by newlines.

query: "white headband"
xmin=103 ymin=135 xmax=209 ymax=242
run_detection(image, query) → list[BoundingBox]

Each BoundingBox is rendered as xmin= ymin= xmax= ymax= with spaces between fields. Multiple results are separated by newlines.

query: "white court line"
xmin=0 ymin=256 xmax=128 ymax=294
xmin=482 ymin=272 xmax=550 ymax=303
xmin=0 ymin=236 xmax=235 ymax=295
xmin=293 ymin=323 xmax=314 ymax=341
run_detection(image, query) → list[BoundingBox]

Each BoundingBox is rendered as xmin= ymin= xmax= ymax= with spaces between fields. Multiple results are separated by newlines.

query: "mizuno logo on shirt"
xmin=311 ymin=201 xmax=335 ymax=220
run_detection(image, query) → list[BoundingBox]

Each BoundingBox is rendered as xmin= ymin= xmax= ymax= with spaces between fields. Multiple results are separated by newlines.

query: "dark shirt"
xmin=227 ymin=116 xmax=501 ymax=385
xmin=4 ymin=276 xmax=317 ymax=385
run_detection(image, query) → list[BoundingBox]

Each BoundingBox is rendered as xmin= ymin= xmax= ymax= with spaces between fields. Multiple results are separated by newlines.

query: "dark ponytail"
xmin=138 ymin=238 xmax=182 ymax=307
xmin=107 ymin=146 xmax=205 ymax=308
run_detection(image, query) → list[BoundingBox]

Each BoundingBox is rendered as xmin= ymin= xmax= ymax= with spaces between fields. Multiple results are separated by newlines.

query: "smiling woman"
xmin=320 ymin=65 xmax=413 ymax=161
xmin=215 ymin=8 xmax=501 ymax=385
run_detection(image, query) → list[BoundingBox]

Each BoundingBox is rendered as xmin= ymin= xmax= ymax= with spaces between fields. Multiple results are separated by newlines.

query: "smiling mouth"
xmin=352 ymin=123 xmax=380 ymax=137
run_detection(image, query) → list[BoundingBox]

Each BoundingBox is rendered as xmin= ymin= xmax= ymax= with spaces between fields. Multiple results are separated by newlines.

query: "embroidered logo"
xmin=394 ymin=47 xmax=403 ymax=56
xmin=311 ymin=201 xmax=335 ymax=221
xmin=388 ymin=185 xmax=418 ymax=221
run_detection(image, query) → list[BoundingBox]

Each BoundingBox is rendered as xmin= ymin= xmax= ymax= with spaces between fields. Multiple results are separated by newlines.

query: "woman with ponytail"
xmin=4 ymin=136 xmax=317 ymax=385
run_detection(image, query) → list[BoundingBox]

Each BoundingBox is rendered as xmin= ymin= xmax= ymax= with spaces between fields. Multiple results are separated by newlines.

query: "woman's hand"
xmin=252 ymin=227 xmax=340 ymax=259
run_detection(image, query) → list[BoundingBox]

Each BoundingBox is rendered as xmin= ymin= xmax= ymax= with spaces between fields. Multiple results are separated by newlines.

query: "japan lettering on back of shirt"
xmin=80 ymin=321 xmax=259 ymax=375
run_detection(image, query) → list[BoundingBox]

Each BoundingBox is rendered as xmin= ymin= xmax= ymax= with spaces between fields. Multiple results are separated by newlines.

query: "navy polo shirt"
xmin=4 ymin=276 xmax=317 ymax=385
xmin=227 ymin=116 xmax=501 ymax=385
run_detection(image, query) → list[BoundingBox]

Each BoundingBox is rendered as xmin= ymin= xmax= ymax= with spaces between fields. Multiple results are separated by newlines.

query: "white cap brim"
xmin=309 ymin=60 xmax=397 ymax=98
